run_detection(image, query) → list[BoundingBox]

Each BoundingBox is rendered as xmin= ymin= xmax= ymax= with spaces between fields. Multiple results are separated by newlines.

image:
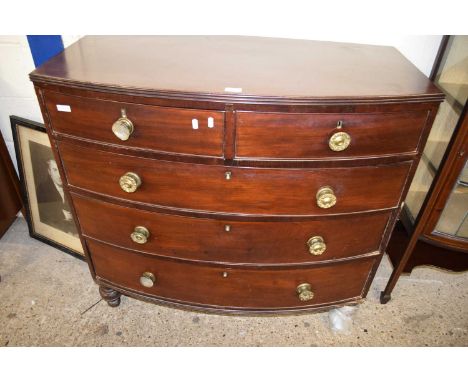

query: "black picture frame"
xmin=10 ymin=115 xmax=84 ymax=261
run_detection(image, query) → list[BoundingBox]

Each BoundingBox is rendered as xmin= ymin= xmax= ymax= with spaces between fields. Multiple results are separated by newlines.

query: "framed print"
xmin=10 ymin=116 xmax=84 ymax=259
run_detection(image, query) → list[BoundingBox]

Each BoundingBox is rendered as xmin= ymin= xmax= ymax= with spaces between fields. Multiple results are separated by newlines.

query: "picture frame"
xmin=10 ymin=115 xmax=84 ymax=260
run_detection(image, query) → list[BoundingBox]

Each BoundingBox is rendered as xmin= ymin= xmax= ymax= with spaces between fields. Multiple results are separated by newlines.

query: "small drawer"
xmin=59 ymin=141 xmax=411 ymax=215
xmin=236 ymin=111 xmax=429 ymax=159
xmin=73 ymin=194 xmax=391 ymax=264
xmin=44 ymin=91 xmax=225 ymax=157
xmin=88 ymin=239 xmax=375 ymax=310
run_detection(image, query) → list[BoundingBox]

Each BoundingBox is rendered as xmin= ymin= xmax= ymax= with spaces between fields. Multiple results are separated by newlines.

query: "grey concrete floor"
xmin=0 ymin=217 xmax=467 ymax=346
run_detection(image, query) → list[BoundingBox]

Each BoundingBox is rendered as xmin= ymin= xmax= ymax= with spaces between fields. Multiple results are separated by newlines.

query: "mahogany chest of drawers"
xmin=30 ymin=36 xmax=444 ymax=314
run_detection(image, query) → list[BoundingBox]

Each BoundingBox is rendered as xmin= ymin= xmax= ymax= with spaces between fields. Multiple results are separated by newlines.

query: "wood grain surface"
xmin=89 ymin=238 xmax=376 ymax=310
xmin=73 ymin=194 xmax=390 ymax=264
xmin=59 ymin=140 xmax=411 ymax=215
xmin=30 ymin=36 xmax=443 ymax=312
xmin=30 ymin=36 xmax=443 ymax=103
xmin=44 ymin=91 xmax=225 ymax=157
xmin=236 ymin=110 xmax=429 ymax=159
xmin=0 ymin=129 xmax=22 ymax=237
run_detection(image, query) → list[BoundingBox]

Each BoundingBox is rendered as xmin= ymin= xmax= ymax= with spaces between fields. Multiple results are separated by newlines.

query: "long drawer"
xmin=89 ymin=239 xmax=375 ymax=310
xmin=236 ymin=110 xmax=429 ymax=159
xmin=44 ymin=91 xmax=225 ymax=157
xmin=73 ymin=194 xmax=390 ymax=264
xmin=59 ymin=141 xmax=411 ymax=215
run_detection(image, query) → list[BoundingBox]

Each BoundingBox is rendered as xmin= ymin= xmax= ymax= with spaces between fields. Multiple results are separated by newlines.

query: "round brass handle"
xmin=307 ymin=236 xmax=327 ymax=256
xmin=139 ymin=272 xmax=156 ymax=288
xmin=316 ymin=186 xmax=337 ymax=209
xmin=296 ymin=283 xmax=314 ymax=302
xmin=329 ymin=131 xmax=351 ymax=152
xmin=131 ymin=226 xmax=150 ymax=244
xmin=119 ymin=172 xmax=141 ymax=193
xmin=112 ymin=109 xmax=134 ymax=141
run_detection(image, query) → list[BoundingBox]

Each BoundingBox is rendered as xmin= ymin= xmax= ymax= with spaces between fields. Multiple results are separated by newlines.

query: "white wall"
xmin=0 ymin=35 xmax=442 ymax=171
xmin=391 ymin=35 xmax=443 ymax=78
xmin=0 ymin=35 xmax=82 ymax=171
xmin=0 ymin=36 xmax=42 ymax=170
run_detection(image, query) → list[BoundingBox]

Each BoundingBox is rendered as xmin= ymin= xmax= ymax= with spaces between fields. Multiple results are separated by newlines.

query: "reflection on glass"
xmin=405 ymin=157 xmax=434 ymax=220
xmin=435 ymin=36 xmax=468 ymax=107
xmin=435 ymin=160 xmax=468 ymax=238
xmin=404 ymin=36 xmax=468 ymax=222
xmin=423 ymin=101 xmax=460 ymax=171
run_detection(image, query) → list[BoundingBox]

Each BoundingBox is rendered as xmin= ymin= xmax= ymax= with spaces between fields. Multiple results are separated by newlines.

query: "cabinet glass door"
xmin=434 ymin=160 xmax=468 ymax=239
xmin=405 ymin=36 xmax=468 ymax=223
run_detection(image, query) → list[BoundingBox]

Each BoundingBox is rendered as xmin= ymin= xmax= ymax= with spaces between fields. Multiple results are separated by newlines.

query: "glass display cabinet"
xmin=381 ymin=35 xmax=468 ymax=303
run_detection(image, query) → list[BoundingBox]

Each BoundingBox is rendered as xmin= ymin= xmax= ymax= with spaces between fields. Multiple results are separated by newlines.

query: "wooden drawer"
xmin=44 ymin=91 xmax=225 ymax=157
xmin=236 ymin=111 xmax=429 ymax=159
xmin=89 ymin=239 xmax=375 ymax=310
xmin=59 ymin=141 xmax=411 ymax=215
xmin=73 ymin=194 xmax=390 ymax=264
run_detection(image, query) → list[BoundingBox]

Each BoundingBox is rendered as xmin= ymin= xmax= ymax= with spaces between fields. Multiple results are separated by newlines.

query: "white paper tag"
xmin=207 ymin=117 xmax=214 ymax=128
xmin=56 ymin=104 xmax=71 ymax=112
xmin=192 ymin=118 xmax=199 ymax=130
xmin=224 ymin=87 xmax=242 ymax=93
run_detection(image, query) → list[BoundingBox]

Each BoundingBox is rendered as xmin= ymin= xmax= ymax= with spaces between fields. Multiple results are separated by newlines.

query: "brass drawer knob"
xmin=119 ymin=172 xmax=141 ymax=193
xmin=329 ymin=131 xmax=351 ymax=152
xmin=296 ymin=283 xmax=314 ymax=302
xmin=307 ymin=236 xmax=326 ymax=256
xmin=140 ymin=272 xmax=156 ymax=288
xmin=131 ymin=226 xmax=150 ymax=244
xmin=112 ymin=108 xmax=134 ymax=141
xmin=316 ymin=186 xmax=337 ymax=209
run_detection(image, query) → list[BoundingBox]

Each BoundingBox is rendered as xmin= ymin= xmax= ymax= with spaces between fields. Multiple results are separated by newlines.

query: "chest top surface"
xmin=30 ymin=35 xmax=443 ymax=103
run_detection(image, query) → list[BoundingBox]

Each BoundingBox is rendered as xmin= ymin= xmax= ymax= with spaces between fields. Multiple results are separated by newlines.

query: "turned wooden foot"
xmin=99 ymin=286 xmax=121 ymax=307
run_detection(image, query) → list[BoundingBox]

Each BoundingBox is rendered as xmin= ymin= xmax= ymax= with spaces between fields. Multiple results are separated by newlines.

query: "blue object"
xmin=27 ymin=35 xmax=64 ymax=68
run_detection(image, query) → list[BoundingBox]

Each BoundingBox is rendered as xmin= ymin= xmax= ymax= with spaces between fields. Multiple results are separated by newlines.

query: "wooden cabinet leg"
xmin=99 ymin=286 xmax=121 ymax=307
xmin=380 ymin=291 xmax=392 ymax=304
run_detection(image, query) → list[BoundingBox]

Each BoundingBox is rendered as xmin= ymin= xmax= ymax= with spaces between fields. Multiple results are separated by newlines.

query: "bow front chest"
xmin=31 ymin=36 xmax=443 ymax=314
